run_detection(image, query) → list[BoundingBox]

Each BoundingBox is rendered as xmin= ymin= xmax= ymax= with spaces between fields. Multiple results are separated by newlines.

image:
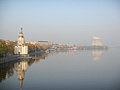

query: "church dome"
xmin=18 ymin=28 xmax=24 ymax=38
xmin=17 ymin=27 xmax=25 ymax=46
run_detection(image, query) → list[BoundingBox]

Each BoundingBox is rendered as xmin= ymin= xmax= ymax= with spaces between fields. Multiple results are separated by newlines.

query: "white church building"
xmin=14 ymin=28 xmax=28 ymax=55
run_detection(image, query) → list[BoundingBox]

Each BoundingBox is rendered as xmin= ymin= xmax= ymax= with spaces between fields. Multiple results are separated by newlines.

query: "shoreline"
xmin=0 ymin=55 xmax=21 ymax=65
xmin=0 ymin=50 xmax=46 ymax=65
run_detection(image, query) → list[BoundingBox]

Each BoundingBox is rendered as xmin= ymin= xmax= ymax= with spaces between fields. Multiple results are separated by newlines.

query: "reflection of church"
xmin=14 ymin=27 xmax=28 ymax=55
xmin=15 ymin=60 xmax=28 ymax=88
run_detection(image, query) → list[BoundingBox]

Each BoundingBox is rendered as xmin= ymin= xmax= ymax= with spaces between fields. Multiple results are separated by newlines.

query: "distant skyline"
xmin=0 ymin=0 xmax=120 ymax=46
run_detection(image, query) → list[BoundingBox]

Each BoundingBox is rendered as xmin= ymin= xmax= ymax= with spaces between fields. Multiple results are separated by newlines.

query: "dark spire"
xmin=21 ymin=27 xmax=23 ymax=33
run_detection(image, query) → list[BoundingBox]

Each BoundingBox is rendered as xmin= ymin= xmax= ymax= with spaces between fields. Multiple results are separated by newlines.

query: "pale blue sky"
xmin=0 ymin=0 xmax=120 ymax=46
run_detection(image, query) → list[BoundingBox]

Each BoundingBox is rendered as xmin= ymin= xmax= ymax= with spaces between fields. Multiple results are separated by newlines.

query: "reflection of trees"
xmin=0 ymin=49 xmax=106 ymax=84
xmin=0 ymin=52 xmax=49 ymax=83
xmin=0 ymin=62 xmax=15 ymax=82
xmin=28 ymin=52 xmax=48 ymax=66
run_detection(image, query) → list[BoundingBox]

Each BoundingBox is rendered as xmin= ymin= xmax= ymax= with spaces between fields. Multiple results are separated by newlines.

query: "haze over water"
xmin=0 ymin=0 xmax=120 ymax=46
xmin=0 ymin=48 xmax=120 ymax=90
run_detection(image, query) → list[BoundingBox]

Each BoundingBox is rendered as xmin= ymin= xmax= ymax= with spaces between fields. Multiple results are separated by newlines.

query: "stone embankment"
xmin=0 ymin=55 xmax=21 ymax=64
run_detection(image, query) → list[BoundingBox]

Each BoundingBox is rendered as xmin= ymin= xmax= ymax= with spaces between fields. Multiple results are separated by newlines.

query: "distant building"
xmin=38 ymin=41 xmax=49 ymax=46
xmin=92 ymin=37 xmax=103 ymax=46
xmin=14 ymin=28 xmax=28 ymax=55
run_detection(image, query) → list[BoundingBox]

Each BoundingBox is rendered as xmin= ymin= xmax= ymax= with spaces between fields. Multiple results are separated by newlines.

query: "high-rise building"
xmin=14 ymin=27 xmax=28 ymax=55
xmin=92 ymin=37 xmax=103 ymax=46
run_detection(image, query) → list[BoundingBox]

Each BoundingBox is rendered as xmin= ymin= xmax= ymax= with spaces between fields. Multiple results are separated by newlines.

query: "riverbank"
xmin=0 ymin=50 xmax=46 ymax=64
xmin=0 ymin=55 xmax=21 ymax=64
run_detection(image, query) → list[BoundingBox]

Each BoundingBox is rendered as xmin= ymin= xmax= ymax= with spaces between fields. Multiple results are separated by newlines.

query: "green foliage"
xmin=0 ymin=40 xmax=7 ymax=57
xmin=6 ymin=41 xmax=14 ymax=55
xmin=26 ymin=42 xmax=49 ymax=53
xmin=0 ymin=40 xmax=14 ymax=57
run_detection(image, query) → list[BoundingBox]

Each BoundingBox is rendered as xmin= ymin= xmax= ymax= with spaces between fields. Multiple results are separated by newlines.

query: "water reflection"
xmin=92 ymin=50 xmax=103 ymax=61
xmin=15 ymin=60 xmax=28 ymax=88
xmin=0 ymin=62 xmax=14 ymax=82
xmin=0 ymin=49 xmax=109 ymax=89
xmin=0 ymin=52 xmax=48 ymax=84
xmin=0 ymin=50 xmax=106 ymax=83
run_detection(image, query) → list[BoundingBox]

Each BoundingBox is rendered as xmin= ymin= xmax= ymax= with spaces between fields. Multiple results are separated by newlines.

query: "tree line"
xmin=0 ymin=39 xmax=14 ymax=57
xmin=0 ymin=39 xmax=50 ymax=57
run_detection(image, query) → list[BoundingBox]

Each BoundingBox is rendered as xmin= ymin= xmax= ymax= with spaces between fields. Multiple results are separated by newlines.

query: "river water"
xmin=0 ymin=48 xmax=120 ymax=90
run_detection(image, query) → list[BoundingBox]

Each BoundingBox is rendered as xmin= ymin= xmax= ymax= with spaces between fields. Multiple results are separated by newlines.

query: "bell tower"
xmin=18 ymin=27 xmax=25 ymax=46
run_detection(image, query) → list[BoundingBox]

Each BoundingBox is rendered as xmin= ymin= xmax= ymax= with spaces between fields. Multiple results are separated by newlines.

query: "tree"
xmin=0 ymin=39 xmax=7 ymax=57
xmin=6 ymin=41 xmax=14 ymax=55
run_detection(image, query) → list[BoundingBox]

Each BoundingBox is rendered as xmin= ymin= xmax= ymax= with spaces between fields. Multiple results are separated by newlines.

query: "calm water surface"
xmin=0 ymin=48 xmax=120 ymax=90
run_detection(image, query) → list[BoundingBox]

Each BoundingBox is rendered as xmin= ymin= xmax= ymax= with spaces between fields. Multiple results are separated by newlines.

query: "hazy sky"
xmin=0 ymin=0 xmax=120 ymax=46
